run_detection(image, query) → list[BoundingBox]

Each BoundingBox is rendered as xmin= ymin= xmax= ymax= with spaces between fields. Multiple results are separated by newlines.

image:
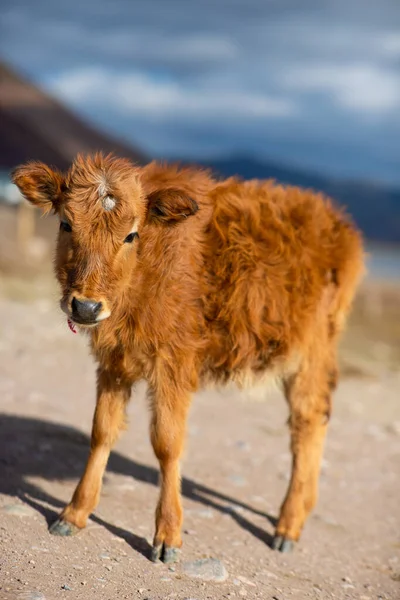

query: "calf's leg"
xmin=150 ymin=389 xmax=190 ymax=563
xmin=273 ymin=352 xmax=336 ymax=552
xmin=50 ymin=370 xmax=131 ymax=536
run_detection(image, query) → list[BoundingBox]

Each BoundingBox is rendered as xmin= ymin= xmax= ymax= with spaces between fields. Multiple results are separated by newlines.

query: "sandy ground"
xmin=0 ymin=288 xmax=399 ymax=600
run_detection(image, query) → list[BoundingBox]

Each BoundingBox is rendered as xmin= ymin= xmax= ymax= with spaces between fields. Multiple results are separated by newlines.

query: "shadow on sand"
xmin=0 ymin=414 xmax=277 ymax=559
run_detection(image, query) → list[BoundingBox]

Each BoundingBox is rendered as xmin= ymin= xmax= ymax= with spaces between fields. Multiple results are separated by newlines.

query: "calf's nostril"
xmin=71 ymin=297 xmax=102 ymax=322
xmin=92 ymin=301 xmax=102 ymax=316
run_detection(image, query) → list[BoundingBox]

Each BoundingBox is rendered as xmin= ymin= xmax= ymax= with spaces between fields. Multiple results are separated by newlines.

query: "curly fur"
xmin=12 ymin=153 xmax=364 ymax=555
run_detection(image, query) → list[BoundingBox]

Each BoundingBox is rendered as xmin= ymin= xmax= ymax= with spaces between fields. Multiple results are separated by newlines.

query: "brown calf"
xmin=13 ymin=153 xmax=364 ymax=561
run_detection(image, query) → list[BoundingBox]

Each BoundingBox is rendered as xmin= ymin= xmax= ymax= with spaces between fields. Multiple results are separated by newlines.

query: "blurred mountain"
xmin=1 ymin=61 xmax=398 ymax=243
xmin=0 ymin=62 xmax=147 ymax=171
xmin=200 ymin=156 xmax=400 ymax=243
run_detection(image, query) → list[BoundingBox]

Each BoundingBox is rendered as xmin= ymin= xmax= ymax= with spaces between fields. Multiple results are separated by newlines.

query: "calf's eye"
xmin=60 ymin=221 xmax=72 ymax=232
xmin=124 ymin=232 xmax=138 ymax=243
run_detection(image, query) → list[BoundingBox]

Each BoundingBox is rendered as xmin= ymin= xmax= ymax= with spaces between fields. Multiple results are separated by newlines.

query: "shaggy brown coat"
xmin=13 ymin=153 xmax=364 ymax=560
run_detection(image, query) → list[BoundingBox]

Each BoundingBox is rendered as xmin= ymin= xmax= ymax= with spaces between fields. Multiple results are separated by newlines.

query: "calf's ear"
xmin=147 ymin=188 xmax=198 ymax=224
xmin=11 ymin=162 xmax=65 ymax=214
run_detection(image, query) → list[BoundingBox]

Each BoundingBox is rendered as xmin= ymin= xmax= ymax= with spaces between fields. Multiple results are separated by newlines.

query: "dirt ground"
xmin=0 ymin=275 xmax=399 ymax=600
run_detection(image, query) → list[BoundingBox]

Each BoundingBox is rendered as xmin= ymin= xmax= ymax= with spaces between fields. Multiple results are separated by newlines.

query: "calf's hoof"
xmin=49 ymin=518 xmax=82 ymax=537
xmin=151 ymin=542 xmax=181 ymax=564
xmin=271 ymin=535 xmax=295 ymax=553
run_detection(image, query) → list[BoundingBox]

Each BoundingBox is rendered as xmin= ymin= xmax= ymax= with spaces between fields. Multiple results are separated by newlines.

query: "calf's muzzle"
xmin=71 ymin=297 xmax=103 ymax=324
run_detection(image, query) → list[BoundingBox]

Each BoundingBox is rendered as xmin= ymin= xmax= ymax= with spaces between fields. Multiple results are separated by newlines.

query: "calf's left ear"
xmin=11 ymin=162 xmax=65 ymax=214
xmin=147 ymin=188 xmax=199 ymax=224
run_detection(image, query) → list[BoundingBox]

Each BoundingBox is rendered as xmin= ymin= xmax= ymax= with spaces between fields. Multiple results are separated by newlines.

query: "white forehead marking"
xmin=102 ymin=195 xmax=116 ymax=211
xmin=96 ymin=172 xmax=116 ymax=211
xmin=96 ymin=174 xmax=108 ymax=197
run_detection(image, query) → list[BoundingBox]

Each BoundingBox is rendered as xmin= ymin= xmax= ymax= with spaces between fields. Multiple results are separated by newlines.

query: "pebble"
xmin=366 ymin=424 xmax=386 ymax=440
xmin=182 ymin=558 xmax=228 ymax=582
xmin=342 ymin=583 xmax=355 ymax=590
xmin=186 ymin=508 xmax=214 ymax=519
xmin=228 ymin=474 xmax=247 ymax=487
xmin=17 ymin=593 xmax=46 ymax=600
xmin=251 ymin=495 xmax=267 ymax=504
xmin=2 ymin=504 xmax=36 ymax=517
xmin=236 ymin=575 xmax=256 ymax=587
xmin=103 ymin=474 xmax=136 ymax=491
xmin=235 ymin=440 xmax=251 ymax=451
xmin=313 ymin=514 xmax=342 ymax=529
xmin=262 ymin=570 xmax=278 ymax=580
xmin=387 ymin=421 xmax=400 ymax=436
xmin=225 ymin=503 xmax=245 ymax=515
xmin=61 ymin=584 xmax=72 ymax=590
xmin=28 ymin=392 xmax=46 ymax=403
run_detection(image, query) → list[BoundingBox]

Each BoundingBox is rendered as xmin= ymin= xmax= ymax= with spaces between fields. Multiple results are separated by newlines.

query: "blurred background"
xmin=1 ymin=6 xmax=399 ymax=596
xmin=0 ymin=0 xmax=399 ymax=373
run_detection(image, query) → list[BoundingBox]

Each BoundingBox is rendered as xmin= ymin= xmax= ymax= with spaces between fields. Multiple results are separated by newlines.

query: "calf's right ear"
xmin=11 ymin=162 xmax=65 ymax=214
xmin=147 ymin=188 xmax=199 ymax=224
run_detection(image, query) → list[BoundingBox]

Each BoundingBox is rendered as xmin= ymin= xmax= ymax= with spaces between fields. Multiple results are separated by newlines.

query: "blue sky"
xmin=1 ymin=0 xmax=399 ymax=184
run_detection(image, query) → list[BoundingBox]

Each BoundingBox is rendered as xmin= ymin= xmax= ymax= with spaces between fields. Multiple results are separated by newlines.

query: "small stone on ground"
xmin=181 ymin=558 xmax=228 ymax=582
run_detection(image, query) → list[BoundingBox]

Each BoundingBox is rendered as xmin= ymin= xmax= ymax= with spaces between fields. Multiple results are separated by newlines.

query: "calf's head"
xmin=12 ymin=154 xmax=198 ymax=327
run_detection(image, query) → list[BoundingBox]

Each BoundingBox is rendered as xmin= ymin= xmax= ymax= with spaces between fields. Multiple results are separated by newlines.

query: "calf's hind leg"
xmin=273 ymin=349 xmax=336 ymax=553
xmin=50 ymin=369 xmax=131 ymax=536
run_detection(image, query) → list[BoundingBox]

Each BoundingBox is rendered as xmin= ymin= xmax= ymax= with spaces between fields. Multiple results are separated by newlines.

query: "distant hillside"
xmin=0 ymin=62 xmax=147 ymax=171
xmin=200 ymin=156 xmax=400 ymax=243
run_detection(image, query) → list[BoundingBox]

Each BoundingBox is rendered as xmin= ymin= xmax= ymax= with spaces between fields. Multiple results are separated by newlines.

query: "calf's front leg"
xmin=50 ymin=369 xmax=131 ymax=536
xmin=150 ymin=387 xmax=191 ymax=563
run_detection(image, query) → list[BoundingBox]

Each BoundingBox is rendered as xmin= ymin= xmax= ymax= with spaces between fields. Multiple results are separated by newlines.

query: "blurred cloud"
xmin=380 ymin=32 xmax=400 ymax=57
xmin=281 ymin=63 xmax=400 ymax=113
xmin=50 ymin=68 xmax=296 ymax=119
xmin=0 ymin=0 xmax=399 ymax=183
xmin=99 ymin=33 xmax=239 ymax=64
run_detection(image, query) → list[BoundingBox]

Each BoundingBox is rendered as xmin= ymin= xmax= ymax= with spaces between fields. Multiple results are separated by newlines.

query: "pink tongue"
xmin=67 ymin=318 xmax=77 ymax=334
